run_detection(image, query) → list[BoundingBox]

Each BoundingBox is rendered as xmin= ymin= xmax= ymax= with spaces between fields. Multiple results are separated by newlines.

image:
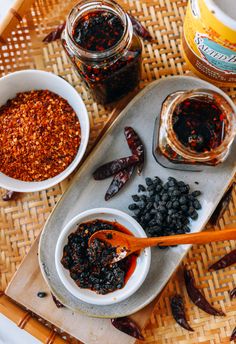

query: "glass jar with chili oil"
xmin=62 ymin=0 xmax=142 ymax=104
xmin=158 ymin=89 xmax=236 ymax=166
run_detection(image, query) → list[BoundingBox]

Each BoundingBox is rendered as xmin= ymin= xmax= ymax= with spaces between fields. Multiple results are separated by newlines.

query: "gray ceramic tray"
xmin=39 ymin=76 xmax=236 ymax=318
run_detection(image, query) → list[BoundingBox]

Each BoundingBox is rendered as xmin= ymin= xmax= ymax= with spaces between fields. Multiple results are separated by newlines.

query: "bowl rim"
xmin=55 ymin=207 xmax=151 ymax=306
xmin=0 ymin=69 xmax=90 ymax=192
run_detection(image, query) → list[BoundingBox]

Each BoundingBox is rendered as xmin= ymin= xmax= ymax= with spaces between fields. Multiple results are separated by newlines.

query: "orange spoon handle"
xmin=131 ymin=227 xmax=236 ymax=250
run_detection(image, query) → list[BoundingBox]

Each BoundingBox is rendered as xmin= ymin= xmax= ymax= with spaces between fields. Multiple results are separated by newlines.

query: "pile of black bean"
xmin=128 ymin=176 xmax=201 ymax=242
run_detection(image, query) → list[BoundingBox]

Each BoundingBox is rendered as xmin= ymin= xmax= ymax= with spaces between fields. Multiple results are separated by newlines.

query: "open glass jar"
xmin=61 ymin=0 xmax=142 ymax=104
xmin=158 ymin=88 xmax=236 ymax=166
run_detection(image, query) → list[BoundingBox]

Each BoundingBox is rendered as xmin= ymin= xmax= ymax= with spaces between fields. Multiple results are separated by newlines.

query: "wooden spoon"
xmin=89 ymin=227 xmax=236 ymax=263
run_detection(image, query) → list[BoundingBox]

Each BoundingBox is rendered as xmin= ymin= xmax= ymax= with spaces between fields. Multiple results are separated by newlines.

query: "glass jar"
xmin=157 ymin=88 xmax=236 ymax=166
xmin=61 ymin=0 xmax=142 ymax=104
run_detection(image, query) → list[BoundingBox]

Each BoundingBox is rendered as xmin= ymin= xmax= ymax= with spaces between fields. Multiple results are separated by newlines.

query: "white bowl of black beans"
xmin=0 ymin=70 xmax=90 ymax=192
xmin=55 ymin=208 xmax=151 ymax=306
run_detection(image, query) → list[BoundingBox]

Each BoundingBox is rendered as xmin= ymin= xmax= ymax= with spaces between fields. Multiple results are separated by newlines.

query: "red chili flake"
xmin=0 ymin=90 xmax=81 ymax=181
xmin=220 ymin=113 xmax=225 ymax=121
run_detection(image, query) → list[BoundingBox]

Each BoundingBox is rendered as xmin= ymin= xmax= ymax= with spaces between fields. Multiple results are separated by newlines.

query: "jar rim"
xmin=65 ymin=0 xmax=133 ymax=61
xmin=165 ymin=88 xmax=236 ymax=162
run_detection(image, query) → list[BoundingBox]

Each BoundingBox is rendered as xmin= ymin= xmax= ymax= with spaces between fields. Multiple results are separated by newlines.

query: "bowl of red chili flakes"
xmin=0 ymin=70 xmax=90 ymax=192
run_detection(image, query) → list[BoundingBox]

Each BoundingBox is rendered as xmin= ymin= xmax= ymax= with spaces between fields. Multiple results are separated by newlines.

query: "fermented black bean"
xmin=128 ymin=176 xmax=202 ymax=244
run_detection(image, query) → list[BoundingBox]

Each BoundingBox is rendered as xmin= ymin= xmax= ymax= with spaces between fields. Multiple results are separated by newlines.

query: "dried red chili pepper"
xmin=231 ymin=327 xmax=236 ymax=341
xmin=209 ymin=249 xmax=236 ymax=271
xmin=2 ymin=190 xmax=19 ymax=201
xmin=124 ymin=127 xmax=145 ymax=175
xmin=209 ymin=182 xmax=235 ymax=225
xmin=43 ymin=22 xmax=66 ymax=43
xmin=128 ymin=14 xmax=153 ymax=41
xmin=95 ymin=126 xmax=144 ymax=199
xmin=111 ymin=317 xmax=144 ymax=340
xmin=105 ymin=166 xmax=135 ymax=201
xmin=170 ymin=295 xmax=194 ymax=332
xmin=93 ymin=155 xmax=139 ymax=180
xmin=51 ymin=293 xmax=64 ymax=308
xmin=184 ymin=267 xmax=225 ymax=316
xmin=229 ymin=287 xmax=236 ymax=300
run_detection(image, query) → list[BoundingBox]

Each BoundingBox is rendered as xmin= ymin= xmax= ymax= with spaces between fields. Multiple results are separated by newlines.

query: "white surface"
xmin=0 ymin=70 xmax=90 ymax=192
xmin=55 ymin=208 xmax=151 ymax=305
xmin=0 ymin=314 xmax=40 ymax=344
xmin=0 ymin=0 xmax=14 ymax=22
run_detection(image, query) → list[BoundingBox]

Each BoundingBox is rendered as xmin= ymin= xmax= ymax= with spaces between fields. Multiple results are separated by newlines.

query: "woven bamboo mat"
xmin=0 ymin=0 xmax=236 ymax=343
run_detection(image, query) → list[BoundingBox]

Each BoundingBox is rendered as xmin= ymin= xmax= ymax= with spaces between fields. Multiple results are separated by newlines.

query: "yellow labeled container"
xmin=182 ymin=0 xmax=236 ymax=86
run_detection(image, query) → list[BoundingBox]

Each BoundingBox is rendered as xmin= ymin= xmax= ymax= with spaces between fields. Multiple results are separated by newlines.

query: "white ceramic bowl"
xmin=55 ymin=208 xmax=151 ymax=306
xmin=0 ymin=70 xmax=90 ymax=192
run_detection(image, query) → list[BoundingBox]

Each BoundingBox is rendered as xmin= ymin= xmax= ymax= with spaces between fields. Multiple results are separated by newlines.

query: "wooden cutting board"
xmin=5 ymin=235 xmax=163 ymax=344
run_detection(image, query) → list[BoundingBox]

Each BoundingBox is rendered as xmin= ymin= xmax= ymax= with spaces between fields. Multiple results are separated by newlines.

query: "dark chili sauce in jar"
xmin=157 ymin=89 xmax=235 ymax=166
xmin=172 ymin=97 xmax=227 ymax=153
xmin=61 ymin=219 xmax=138 ymax=295
xmin=73 ymin=11 xmax=124 ymax=51
xmin=62 ymin=0 xmax=142 ymax=104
